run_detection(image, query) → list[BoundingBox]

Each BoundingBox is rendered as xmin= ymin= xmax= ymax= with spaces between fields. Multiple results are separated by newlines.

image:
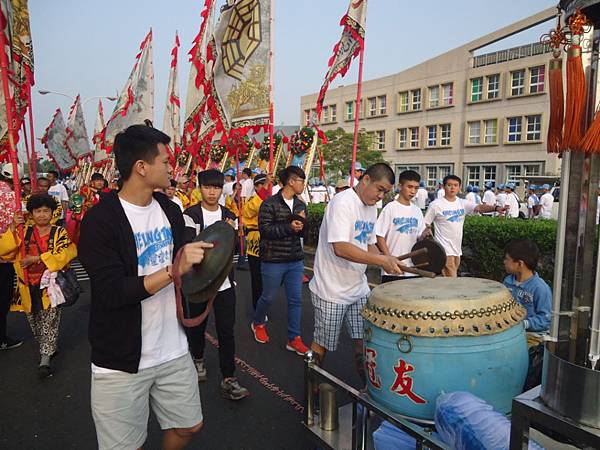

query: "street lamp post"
xmin=38 ymin=89 xmax=118 ymax=105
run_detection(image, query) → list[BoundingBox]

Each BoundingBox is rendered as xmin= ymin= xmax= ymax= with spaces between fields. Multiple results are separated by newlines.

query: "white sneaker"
xmin=193 ymin=358 xmax=207 ymax=382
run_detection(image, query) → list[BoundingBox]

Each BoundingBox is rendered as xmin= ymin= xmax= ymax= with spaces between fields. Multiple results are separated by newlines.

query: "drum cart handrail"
xmin=303 ymin=351 xmax=451 ymax=450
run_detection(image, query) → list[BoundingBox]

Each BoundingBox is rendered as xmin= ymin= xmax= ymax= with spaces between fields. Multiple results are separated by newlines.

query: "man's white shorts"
xmin=311 ymin=292 xmax=368 ymax=351
xmin=91 ymin=353 xmax=202 ymax=450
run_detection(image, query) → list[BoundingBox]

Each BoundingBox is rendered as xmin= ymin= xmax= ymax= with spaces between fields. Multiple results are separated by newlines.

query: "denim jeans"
xmin=253 ymin=260 xmax=304 ymax=340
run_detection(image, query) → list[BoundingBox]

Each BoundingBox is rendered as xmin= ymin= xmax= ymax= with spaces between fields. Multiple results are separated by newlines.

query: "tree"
xmin=36 ymin=158 xmax=57 ymax=175
xmin=319 ymin=127 xmax=383 ymax=180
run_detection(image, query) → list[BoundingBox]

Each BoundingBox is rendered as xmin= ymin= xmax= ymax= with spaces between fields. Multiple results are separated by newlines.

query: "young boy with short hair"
xmin=183 ymin=169 xmax=249 ymax=401
xmin=503 ymin=238 xmax=552 ymax=337
xmin=375 ymin=170 xmax=425 ymax=283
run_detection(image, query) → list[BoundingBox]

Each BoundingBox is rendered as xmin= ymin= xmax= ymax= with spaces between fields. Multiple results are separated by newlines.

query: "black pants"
xmin=185 ymin=287 xmax=236 ymax=378
xmin=248 ymin=255 xmax=262 ymax=309
xmin=0 ymin=263 xmax=15 ymax=339
xmin=380 ymin=275 xmax=420 ymax=284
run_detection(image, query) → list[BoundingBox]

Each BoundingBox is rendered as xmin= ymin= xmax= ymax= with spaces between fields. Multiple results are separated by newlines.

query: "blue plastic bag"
xmin=373 ymin=421 xmax=416 ymax=450
xmin=435 ymin=391 xmax=545 ymax=450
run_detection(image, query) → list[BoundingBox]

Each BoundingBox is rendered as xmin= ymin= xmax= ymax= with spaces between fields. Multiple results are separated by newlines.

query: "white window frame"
xmin=507 ymin=117 xmax=522 ymax=142
xmin=442 ymin=83 xmax=453 ymax=106
xmin=427 ymin=125 xmax=437 ymax=147
xmin=428 ymin=85 xmax=439 ymax=108
xmin=377 ymin=130 xmax=386 ymax=150
xmin=511 ymin=70 xmax=525 ymax=96
xmin=468 ymin=121 xmax=481 ymax=144
xmin=411 ymin=89 xmax=421 ymax=111
xmin=368 ymin=97 xmax=377 ymax=117
xmin=440 ymin=123 xmax=451 ymax=146
xmin=398 ymin=91 xmax=409 ymax=113
xmin=410 ymin=127 xmax=420 ymax=148
xmin=529 ymin=66 xmax=545 ymax=94
xmin=330 ymin=104 xmax=337 ymax=122
xmin=345 ymin=101 xmax=353 ymax=121
xmin=484 ymin=119 xmax=497 ymax=144
xmin=398 ymin=128 xmax=408 ymax=149
xmin=526 ymin=114 xmax=541 ymax=141
xmin=378 ymin=95 xmax=387 ymax=115
xmin=471 ymin=77 xmax=483 ymax=102
xmin=487 ymin=74 xmax=500 ymax=100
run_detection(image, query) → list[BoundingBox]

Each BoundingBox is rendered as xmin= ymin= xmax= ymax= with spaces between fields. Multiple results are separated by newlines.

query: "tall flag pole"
xmin=164 ymin=32 xmax=181 ymax=158
xmin=315 ymin=0 xmax=367 ymax=185
xmin=101 ymin=30 xmax=154 ymax=153
xmin=267 ymin=0 xmax=275 ymax=175
xmin=26 ymin=86 xmax=36 ymax=188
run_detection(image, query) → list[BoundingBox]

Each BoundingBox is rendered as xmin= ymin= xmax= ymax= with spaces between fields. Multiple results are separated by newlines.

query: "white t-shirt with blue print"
xmin=424 ymin=197 xmax=476 ymax=257
xmin=309 ymin=188 xmax=376 ymax=305
xmin=375 ymin=201 xmax=425 ymax=276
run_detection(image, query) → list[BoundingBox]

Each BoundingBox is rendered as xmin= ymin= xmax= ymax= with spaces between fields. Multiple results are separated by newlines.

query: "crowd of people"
xmin=0 ymin=124 xmax=555 ymax=449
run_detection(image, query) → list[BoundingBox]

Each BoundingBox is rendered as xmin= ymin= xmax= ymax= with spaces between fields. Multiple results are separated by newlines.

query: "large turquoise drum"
xmin=361 ymin=277 xmax=528 ymax=421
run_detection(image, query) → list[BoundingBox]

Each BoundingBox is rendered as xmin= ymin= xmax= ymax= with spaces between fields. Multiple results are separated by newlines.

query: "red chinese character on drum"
xmin=390 ymin=359 xmax=426 ymax=404
xmin=365 ymin=348 xmax=381 ymax=389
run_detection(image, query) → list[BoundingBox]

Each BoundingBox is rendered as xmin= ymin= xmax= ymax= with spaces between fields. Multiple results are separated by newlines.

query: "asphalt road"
xmin=0 ymin=263 xmax=362 ymax=450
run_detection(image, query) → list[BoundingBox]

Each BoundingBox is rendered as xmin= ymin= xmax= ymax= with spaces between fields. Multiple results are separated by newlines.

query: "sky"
xmin=28 ymin=0 xmax=556 ymax=159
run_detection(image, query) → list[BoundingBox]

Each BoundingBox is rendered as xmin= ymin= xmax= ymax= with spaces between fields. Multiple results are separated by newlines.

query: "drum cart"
xmin=302 ymin=352 xmax=450 ymax=450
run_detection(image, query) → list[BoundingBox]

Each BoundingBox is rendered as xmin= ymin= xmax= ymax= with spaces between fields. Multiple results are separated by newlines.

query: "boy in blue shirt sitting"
xmin=503 ymin=239 xmax=552 ymax=339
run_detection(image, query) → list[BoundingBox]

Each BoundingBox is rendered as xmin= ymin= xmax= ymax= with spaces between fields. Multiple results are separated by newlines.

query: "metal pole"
xmin=550 ymin=151 xmax=570 ymax=342
xmin=268 ymin=0 xmax=275 ymax=175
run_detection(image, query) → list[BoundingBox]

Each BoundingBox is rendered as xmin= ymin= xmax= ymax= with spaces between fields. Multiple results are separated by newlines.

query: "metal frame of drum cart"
xmin=303 ymin=3 xmax=600 ymax=448
xmin=510 ymin=1 xmax=600 ymax=448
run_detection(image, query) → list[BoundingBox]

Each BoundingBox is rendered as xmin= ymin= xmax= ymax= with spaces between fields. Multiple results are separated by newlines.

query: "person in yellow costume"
xmin=175 ymin=177 xmax=191 ymax=208
xmin=225 ymin=182 xmax=240 ymax=218
xmin=242 ymin=174 xmax=268 ymax=309
xmin=0 ymin=193 xmax=77 ymax=378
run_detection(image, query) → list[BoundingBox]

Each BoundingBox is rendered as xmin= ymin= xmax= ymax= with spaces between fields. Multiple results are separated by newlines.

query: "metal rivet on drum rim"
xmin=364 ymin=327 xmax=372 ymax=343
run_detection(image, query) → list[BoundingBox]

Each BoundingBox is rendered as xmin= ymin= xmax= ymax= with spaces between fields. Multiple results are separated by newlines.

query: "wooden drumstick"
xmin=398 ymin=264 xmax=436 ymax=278
xmin=396 ymin=247 xmax=428 ymax=262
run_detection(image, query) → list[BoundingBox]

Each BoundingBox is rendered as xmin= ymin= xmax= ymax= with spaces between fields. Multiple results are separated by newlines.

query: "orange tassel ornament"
xmin=543 ymin=18 xmax=567 ymax=153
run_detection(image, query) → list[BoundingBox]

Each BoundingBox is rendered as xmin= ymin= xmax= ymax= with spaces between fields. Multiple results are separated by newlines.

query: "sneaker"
xmin=220 ymin=377 xmax=250 ymax=401
xmin=38 ymin=355 xmax=52 ymax=379
xmin=286 ymin=336 xmax=309 ymax=355
xmin=0 ymin=336 xmax=23 ymax=350
xmin=251 ymin=322 xmax=269 ymax=344
xmin=193 ymin=358 xmax=207 ymax=382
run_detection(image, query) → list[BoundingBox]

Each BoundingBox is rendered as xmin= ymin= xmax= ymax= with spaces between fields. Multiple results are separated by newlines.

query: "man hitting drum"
xmin=309 ymin=163 xmax=402 ymax=384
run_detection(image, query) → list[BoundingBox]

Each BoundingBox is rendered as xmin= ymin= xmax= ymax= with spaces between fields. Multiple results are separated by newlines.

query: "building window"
xmin=396 ymin=165 xmax=421 ymax=179
xmin=330 ymin=104 xmax=337 ymax=122
xmin=442 ymin=83 xmax=453 ymax=106
xmin=428 ymin=85 xmax=439 ymax=108
xmin=368 ymin=97 xmax=377 ymax=117
xmin=526 ymin=114 xmax=541 ymax=141
xmin=483 ymin=165 xmax=497 ymax=185
xmin=507 ymin=117 xmax=522 ymax=142
xmin=378 ymin=95 xmax=387 ymax=115
xmin=466 ymin=165 xmax=481 ymax=187
xmin=468 ymin=121 xmax=481 ymax=144
xmin=487 ymin=74 xmax=500 ymax=99
xmin=427 ymin=125 xmax=437 ymax=147
xmin=304 ymin=109 xmax=310 ymax=126
xmin=484 ymin=119 xmax=497 ymax=144
xmin=398 ymin=128 xmax=408 ymax=149
xmin=524 ymin=164 xmax=541 ymax=176
xmin=398 ymin=91 xmax=409 ymax=113
xmin=376 ymin=130 xmax=385 ymax=150
xmin=529 ymin=66 xmax=545 ymax=93
xmin=511 ymin=69 xmax=525 ymax=96
xmin=440 ymin=124 xmax=451 ymax=146
xmin=505 ymin=164 xmax=522 ymax=183
xmin=410 ymin=127 xmax=420 ymax=148
xmin=439 ymin=166 xmax=451 ymax=180
xmin=471 ymin=77 xmax=483 ymax=102
xmin=411 ymin=89 xmax=421 ymax=111
xmin=345 ymin=101 xmax=354 ymax=120
xmin=322 ymin=106 xmax=329 ymax=123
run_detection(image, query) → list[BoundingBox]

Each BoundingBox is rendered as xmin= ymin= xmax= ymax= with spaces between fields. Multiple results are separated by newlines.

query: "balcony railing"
xmin=473 ymin=42 xmax=552 ymax=68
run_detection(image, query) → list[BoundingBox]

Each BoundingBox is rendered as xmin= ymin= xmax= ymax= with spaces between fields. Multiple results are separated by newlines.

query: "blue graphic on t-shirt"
xmin=134 ymin=226 xmax=173 ymax=268
xmin=442 ymin=208 xmax=465 ymax=223
xmin=354 ymin=220 xmax=374 ymax=244
xmin=393 ymin=216 xmax=419 ymax=234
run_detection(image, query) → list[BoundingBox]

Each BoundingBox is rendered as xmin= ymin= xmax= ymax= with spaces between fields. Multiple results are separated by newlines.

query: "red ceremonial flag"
xmin=183 ymin=0 xmax=217 ymax=156
xmin=92 ymin=99 xmax=108 ymax=163
xmin=163 ymin=32 xmax=181 ymax=156
xmin=65 ymin=94 xmax=91 ymax=160
xmin=0 ymin=0 xmax=34 ymax=160
xmin=316 ymin=0 xmax=367 ymax=119
xmin=101 ymin=30 xmax=154 ymax=152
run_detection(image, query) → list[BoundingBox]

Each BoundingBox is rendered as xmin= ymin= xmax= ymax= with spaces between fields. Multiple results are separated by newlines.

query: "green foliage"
xmin=462 ymin=216 xmax=557 ymax=286
xmin=306 ymin=207 xmax=557 ymax=286
xmin=36 ymin=158 xmax=57 ymax=175
xmin=320 ymin=127 xmax=383 ymax=181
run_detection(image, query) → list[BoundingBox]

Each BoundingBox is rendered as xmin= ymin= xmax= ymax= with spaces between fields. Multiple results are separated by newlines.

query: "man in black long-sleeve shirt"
xmin=250 ymin=166 xmax=309 ymax=356
xmin=79 ymin=125 xmax=211 ymax=450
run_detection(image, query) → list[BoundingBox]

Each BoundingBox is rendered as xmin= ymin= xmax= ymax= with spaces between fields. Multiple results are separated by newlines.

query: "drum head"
xmin=411 ymin=239 xmax=446 ymax=275
xmin=181 ymin=221 xmax=236 ymax=303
